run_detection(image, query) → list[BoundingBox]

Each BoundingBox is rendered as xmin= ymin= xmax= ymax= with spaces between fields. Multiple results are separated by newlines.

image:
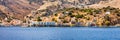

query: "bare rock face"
xmin=89 ymin=0 xmax=120 ymax=9
xmin=0 ymin=0 xmax=41 ymax=20
xmin=35 ymin=0 xmax=110 ymax=13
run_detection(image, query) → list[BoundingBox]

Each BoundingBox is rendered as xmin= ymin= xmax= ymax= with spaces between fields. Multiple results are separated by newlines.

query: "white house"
xmin=30 ymin=21 xmax=56 ymax=26
xmin=105 ymin=11 xmax=110 ymax=14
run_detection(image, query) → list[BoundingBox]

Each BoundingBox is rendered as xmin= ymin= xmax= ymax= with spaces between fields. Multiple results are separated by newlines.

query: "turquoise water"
xmin=0 ymin=27 xmax=120 ymax=40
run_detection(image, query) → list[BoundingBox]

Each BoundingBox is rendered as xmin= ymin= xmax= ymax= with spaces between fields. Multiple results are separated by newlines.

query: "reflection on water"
xmin=0 ymin=27 xmax=120 ymax=40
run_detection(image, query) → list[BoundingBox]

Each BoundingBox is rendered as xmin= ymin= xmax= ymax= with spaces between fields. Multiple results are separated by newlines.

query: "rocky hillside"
xmin=24 ymin=0 xmax=120 ymax=27
xmin=28 ymin=6 xmax=120 ymax=27
xmin=0 ymin=0 xmax=119 ymax=20
xmin=29 ymin=0 xmax=111 ymax=17
xmin=0 ymin=0 xmax=41 ymax=20
xmin=89 ymin=0 xmax=120 ymax=8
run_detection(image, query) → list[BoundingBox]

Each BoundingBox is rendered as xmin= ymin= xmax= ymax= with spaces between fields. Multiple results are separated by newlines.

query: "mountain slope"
xmin=0 ymin=0 xmax=40 ymax=20
xmin=89 ymin=0 xmax=120 ymax=9
xmin=0 ymin=0 xmax=120 ymax=20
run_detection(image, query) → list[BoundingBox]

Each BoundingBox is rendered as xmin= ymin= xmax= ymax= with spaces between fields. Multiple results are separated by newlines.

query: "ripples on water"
xmin=0 ymin=27 xmax=120 ymax=40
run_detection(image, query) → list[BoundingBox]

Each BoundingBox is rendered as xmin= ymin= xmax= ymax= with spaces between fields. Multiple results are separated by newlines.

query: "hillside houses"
xmin=30 ymin=21 xmax=56 ymax=26
xmin=22 ymin=0 xmax=120 ymax=27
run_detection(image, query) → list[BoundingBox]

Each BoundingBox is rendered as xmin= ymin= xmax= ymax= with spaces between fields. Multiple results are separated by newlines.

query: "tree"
xmin=68 ymin=12 xmax=72 ymax=16
xmin=52 ymin=18 xmax=57 ymax=22
xmin=104 ymin=15 xmax=110 ymax=21
xmin=94 ymin=10 xmax=101 ymax=14
xmin=55 ymin=14 xmax=58 ymax=16
xmin=23 ymin=20 xmax=26 ymax=23
xmin=105 ymin=21 xmax=110 ymax=26
xmin=37 ymin=17 xmax=42 ymax=21
xmin=117 ymin=13 xmax=120 ymax=16
xmin=63 ymin=20 xmax=69 ymax=23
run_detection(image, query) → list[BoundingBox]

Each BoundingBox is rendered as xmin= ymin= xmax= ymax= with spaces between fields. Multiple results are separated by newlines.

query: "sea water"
xmin=0 ymin=27 xmax=120 ymax=40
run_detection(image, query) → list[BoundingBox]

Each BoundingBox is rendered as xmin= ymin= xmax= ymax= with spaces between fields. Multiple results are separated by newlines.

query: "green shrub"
xmin=83 ymin=9 xmax=93 ymax=13
xmin=105 ymin=21 xmax=110 ymax=26
xmin=104 ymin=15 xmax=110 ymax=21
xmin=94 ymin=10 xmax=101 ymax=14
xmin=23 ymin=20 xmax=26 ymax=23
xmin=63 ymin=20 xmax=69 ymax=23
xmin=55 ymin=14 xmax=58 ymax=16
xmin=83 ymin=16 xmax=90 ymax=20
xmin=117 ymin=13 xmax=120 ymax=16
xmin=70 ymin=15 xmax=75 ymax=17
xmin=75 ymin=15 xmax=84 ymax=18
xmin=37 ymin=17 xmax=42 ymax=21
xmin=52 ymin=18 xmax=57 ymax=22
xmin=68 ymin=12 xmax=72 ymax=16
